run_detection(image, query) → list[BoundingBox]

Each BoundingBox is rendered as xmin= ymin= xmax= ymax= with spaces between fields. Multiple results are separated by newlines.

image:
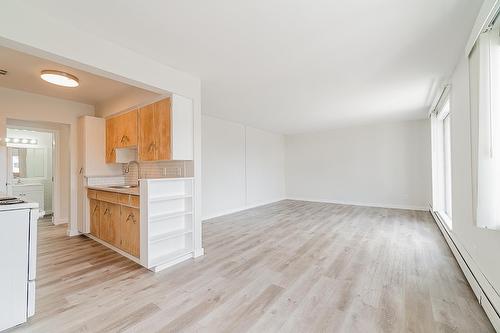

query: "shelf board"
xmin=149 ymin=194 xmax=192 ymax=203
xmin=150 ymin=210 xmax=193 ymax=223
xmin=150 ymin=248 xmax=192 ymax=267
xmin=149 ymin=229 xmax=192 ymax=244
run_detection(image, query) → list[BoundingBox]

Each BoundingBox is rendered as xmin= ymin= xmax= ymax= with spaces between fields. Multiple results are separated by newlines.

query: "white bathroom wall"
xmin=285 ymin=119 xmax=432 ymax=210
xmin=202 ymin=115 xmax=286 ymax=220
xmin=6 ymin=128 xmax=53 ymax=213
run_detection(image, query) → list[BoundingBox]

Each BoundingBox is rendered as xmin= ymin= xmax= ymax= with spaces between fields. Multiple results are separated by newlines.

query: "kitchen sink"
xmin=108 ymin=185 xmax=138 ymax=189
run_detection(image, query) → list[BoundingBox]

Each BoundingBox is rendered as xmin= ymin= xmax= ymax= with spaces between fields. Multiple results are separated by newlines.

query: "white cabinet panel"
xmin=172 ymin=95 xmax=193 ymax=161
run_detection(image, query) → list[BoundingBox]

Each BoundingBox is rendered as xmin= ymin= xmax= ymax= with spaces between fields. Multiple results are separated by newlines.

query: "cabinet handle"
xmin=92 ymin=205 xmax=98 ymax=215
xmin=104 ymin=208 xmax=110 ymax=216
xmin=126 ymin=213 xmax=136 ymax=224
xmin=148 ymin=143 xmax=155 ymax=152
xmin=121 ymin=135 xmax=129 ymax=144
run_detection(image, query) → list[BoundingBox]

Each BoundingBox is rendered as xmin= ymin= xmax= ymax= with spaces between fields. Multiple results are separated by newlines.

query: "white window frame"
xmin=431 ymin=95 xmax=452 ymax=228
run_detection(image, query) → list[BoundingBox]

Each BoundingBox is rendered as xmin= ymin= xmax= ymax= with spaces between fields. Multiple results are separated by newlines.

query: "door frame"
xmin=5 ymin=123 xmax=61 ymax=223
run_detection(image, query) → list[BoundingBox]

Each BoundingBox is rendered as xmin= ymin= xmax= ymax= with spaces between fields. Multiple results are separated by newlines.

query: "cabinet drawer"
xmin=96 ymin=190 xmax=119 ymax=204
xmin=130 ymin=195 xmax=140 ymax=208
xmin=118 ymin=194 xmax=130 ymax=205
xmin=87 ymin=189 xmax=98 ymax=199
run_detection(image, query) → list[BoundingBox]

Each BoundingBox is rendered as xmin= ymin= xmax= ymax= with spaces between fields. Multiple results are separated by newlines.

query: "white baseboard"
xmin=286 ymin=197 xmax=428 ymax=211
xmin=194 ymin=247 xmax=205 ymax=257
xmin=66 ymin=228 xmax=81 ymax=237
xmin=430 ymin=210 xmax=500 ymax=332
xmin=202 ymin=198 xmax=287 ymax=221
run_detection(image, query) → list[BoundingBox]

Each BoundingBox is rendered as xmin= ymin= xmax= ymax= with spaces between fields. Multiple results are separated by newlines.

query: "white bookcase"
xmin=140 ymin=178 xmax=194 ymax=272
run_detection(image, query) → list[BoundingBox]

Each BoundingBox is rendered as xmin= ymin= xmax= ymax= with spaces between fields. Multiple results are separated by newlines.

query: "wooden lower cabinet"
xmin=120 ymin=207 xmax=140 ymax=257
xmin=89 ymin=199 xmax=100 ymax=237
xmin=99 ymin=202 xmax=121 ymax=248
xmin=88 ymin=190 xmax=140 ymax=258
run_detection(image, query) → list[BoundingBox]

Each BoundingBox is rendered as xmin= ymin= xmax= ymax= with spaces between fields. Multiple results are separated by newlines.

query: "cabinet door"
xmin=155 ymin=98 xmax=172 ymax=160
xmin=89 ymin=199 xmax=100 ymax=237
xmin=105 ymin=117 xmax=117 ymax=163
xmin=138 ymin=103 xmax=157 ymax=161
xmin=115 ymin=110 xmax=138 ymax=148
xmin=120 ymin=206 xmax=140 ymax=257
xmin=100 ymin=202 xmax=120 ymax=247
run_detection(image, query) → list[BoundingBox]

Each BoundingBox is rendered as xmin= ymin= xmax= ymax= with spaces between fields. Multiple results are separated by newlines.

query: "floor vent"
xmin=0 ymin=69 xmax=7 ymax=75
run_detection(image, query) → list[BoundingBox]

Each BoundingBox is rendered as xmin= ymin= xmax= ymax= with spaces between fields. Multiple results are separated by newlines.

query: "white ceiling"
xmin=0 ymin=46 xmax=153 ymax=106
xmin=23 ymin=0 xmax=482 ymax=133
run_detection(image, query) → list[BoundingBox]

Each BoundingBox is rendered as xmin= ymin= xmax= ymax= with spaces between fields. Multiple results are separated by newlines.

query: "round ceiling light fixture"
xmin=40 ymin=70 xmax=79 ymax=87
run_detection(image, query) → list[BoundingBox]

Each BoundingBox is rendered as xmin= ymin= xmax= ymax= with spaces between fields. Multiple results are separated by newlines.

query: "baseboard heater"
xmin=430 ymin=210 xmax=500 ymax=332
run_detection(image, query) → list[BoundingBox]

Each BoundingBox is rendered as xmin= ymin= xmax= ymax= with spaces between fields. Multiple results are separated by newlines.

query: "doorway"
xmin=4 ymin=121 xmax=69 ymax=225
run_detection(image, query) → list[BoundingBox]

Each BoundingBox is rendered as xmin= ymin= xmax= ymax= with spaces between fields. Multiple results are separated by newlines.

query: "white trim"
xmin=202 ymin=198 xmax=287 ymax=221
xmin=286 ymin=197 xmax=429 ymax=211
xmin=66 ymin=227 xmax=80 ymax=237
xmin=151 ymin=253 xmax=194 ymax=272
xmin=429 ymin=84 xmax=451 ymax=117
xmin=430 ymin=210 xmax=500 ymax=331
xmin=193 ymin=248 xmax=205 ymax=258
xmin=203 ymin=198 xmax=428 ymax=222
xmin=466 ymin=0 xmax=500 ymax=57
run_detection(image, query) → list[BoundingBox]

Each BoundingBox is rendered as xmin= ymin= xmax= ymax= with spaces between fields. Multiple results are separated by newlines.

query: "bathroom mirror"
xmin=8 ymin=147 xmax=46 ymax=179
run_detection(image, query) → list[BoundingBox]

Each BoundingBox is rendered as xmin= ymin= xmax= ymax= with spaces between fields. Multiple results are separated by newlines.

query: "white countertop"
xmin=0 ymin=194 xmax=39 ymax=211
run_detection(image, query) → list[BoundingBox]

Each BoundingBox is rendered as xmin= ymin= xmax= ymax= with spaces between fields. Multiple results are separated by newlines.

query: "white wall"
xmin=202 ymin=116 xmax=286 ymax=219
xmin=246 ymin=127 xmax=286 ymax=207
xmin=0 ymin=87 xmax=94 ymax=228
xmin=6 ymin=128 xmax=53 ymax=213
xmin=95 ymin=87 xmax=160 ymax=118
xmin=445 ymin=55 xmax=500 ymax=310
xmin=286 ymin=119 xmax=431 ymax=210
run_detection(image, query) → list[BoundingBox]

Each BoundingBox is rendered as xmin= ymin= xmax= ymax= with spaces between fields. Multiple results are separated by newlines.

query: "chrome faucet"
xmin=124 ymin=161 xmax=141 ymax=187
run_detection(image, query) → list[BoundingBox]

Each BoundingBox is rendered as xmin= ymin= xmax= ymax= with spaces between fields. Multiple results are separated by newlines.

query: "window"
xmin=470 ymin=24 xmax=500 ymax=230
xmin=431 ymin=96 xmax=452 ymax=228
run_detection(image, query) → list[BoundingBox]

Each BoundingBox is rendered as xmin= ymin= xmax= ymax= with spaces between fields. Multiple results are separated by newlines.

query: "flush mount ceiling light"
xmin=40 ymin=70 xmax=79 ymax=87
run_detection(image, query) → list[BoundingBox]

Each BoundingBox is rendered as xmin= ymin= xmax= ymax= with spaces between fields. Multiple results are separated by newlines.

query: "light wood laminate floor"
xmin=9 ymin=200 xmax=494 ymax=333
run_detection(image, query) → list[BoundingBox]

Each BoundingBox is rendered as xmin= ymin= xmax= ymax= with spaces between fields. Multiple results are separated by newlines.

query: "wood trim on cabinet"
xmin=138 ymin=103 xmax=157 ymax=161
xmin=156 ymin=98 xmax=172 ymax=160
xmin=96 ymin=190 xmax=119 ymax=204
xmin=89 ymin=199 xmax=100 ymax=237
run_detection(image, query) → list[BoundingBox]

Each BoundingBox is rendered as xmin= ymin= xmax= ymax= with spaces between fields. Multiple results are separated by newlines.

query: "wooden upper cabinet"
xmin=115 ymin=110 xmax=138 ymax=148
xmin=105 ymin=109 xmax=138 ymax=163
xmin=106 ymin=95 xmax=192 ymax=163
xmin=138 ymin=98 xmax=172 ymax=161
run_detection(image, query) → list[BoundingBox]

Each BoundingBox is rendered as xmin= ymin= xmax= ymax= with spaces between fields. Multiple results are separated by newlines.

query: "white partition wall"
xmin=201 ymin=115 xmax=286 ymax=220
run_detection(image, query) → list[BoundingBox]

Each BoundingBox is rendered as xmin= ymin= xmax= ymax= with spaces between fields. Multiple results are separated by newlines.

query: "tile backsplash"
xmin=87 ymin=161 xmax=193 ymax=187
xmin=123 ymin=160 xmax=194 ymax=183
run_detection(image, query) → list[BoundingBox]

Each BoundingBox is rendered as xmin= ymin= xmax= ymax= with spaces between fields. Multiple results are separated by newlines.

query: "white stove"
xmin=0 ymin=195 xmax=39 ymax=331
